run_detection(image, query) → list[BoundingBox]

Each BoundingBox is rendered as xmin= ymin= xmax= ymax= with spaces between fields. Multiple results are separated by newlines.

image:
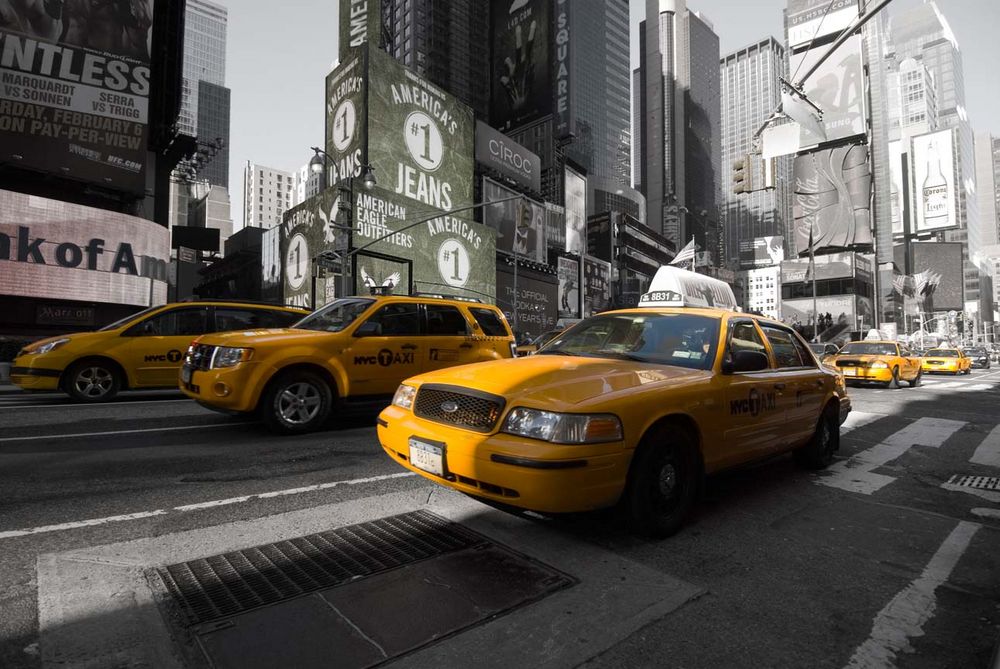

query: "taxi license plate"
xmin=842 ymin=367 xmax=857 ymax=377
xmin=181 ymin=365 xmax=193 ymax=384
xmin=409 ymin=437 xmax=444 ymax=476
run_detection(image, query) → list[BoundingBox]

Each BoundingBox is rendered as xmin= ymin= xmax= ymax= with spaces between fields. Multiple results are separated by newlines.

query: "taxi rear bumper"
xmin=377 ymin=405 xmax=632 ymax=514
xmin=921 ymin=361 xmax=959 ymax=373
xmin=839 ymin=367 xmax=893 ymax=383
xmin=838 ymin=395 xmax=852 ymax=425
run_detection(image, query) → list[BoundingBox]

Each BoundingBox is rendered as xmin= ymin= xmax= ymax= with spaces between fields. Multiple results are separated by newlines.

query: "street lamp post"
xmin=309 ymin=147 xmax=376 ymax=301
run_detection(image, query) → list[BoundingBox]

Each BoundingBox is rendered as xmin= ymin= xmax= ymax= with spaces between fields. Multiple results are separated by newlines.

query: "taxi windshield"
xmin=926 ymin=349 xmax=959 ymax=357
xmin=292 ymin=298 xmax=374 ymax=332
xmin=98 ymin=305 xmax=161 ymax=331
xmin=540 ymin=313 xmax=720 ymax=370
xmin=839 ymin=342 xmax=897 ymax=356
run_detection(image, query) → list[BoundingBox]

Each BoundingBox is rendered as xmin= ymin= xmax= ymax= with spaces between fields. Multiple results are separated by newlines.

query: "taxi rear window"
xmin=469 ymin=308 xmax=511 ymax=337
xmin=925 ymin=349 xmax=958 ymax=357
xmin=839 ymin=342 xmax=898 ymax=356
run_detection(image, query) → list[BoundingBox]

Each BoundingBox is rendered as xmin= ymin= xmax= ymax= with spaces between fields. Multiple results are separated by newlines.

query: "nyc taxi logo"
xmin=144 ymin=350 xmax=183 ymax=363
xmin=730 ymin=388 xmax=777 ymax=417
xmin=353 ymin=349 xmax=415 ymax=367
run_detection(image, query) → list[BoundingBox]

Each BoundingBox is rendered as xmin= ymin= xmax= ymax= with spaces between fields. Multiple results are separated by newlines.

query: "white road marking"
xmin=961 ymin=383 xmax=995 ymax=392
xmin=0 ymin=398 xmax=191 ymax=410
xmin=845 ymin=521 xmax=980 ymax=669
xmin=970 ymin=508 xmax=1000 ymax=520
xmin=0 ymin=472 xmax=417 ymax=541
xmin=970 ymin=425 xmax=1000 ymax=468
xmin=0 ymin=423 xmax=252 ymax=443
xmin=841 ymin=411 xmax=886 ymax=435
xmin=820 ymin=417 xmax=966 ymax=495
xmin=940 ymin=482 xmax=1000 ymax=504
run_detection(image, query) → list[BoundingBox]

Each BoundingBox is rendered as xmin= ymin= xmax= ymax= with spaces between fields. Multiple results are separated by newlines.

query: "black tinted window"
xmin=470 ymin=308 xmax=510 ymax=337
xmin=364 ymin=303 xmax=420 ymax=336
xmin=214 ymin=308 xmax=300 ymax=332
xmin=425 ymin=305 xmax=469 ymax=335
xmin=134 ymin=308 xmax=208 ymax=337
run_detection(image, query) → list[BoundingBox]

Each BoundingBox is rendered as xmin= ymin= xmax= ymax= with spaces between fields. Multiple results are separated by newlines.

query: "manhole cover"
xmin=947 ymin=475 xmax=1000 ymax=491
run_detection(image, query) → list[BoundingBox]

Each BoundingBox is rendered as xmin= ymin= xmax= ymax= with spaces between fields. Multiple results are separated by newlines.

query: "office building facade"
xmin=243 ymin=163 xmax=296 ymax=230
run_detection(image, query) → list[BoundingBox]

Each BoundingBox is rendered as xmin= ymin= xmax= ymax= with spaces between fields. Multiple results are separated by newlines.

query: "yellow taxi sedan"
xmin=377 ymin=267 xmax=850 ymax=538
xmin=921 ymin=347 xmax=972 ymax=375
xmin=827 ymin=340 xmax=922 ymax=388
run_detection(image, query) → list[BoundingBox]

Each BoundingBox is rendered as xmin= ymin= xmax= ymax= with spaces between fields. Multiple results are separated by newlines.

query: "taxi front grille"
xmin=835 ymin=359 xmax=866 ymax=368
xmin=186 ymin=343 xmax=216 ymax=371
xmin=414 ymin=384 xmax=505 ymax=433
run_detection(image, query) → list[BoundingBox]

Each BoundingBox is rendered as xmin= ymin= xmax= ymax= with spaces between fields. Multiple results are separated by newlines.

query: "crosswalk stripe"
xmin=841 ymin=411 xmax=885 ymax=435
xmin=820 ymin=417 xmax=966 ymax=495
xmin=970 ymin=425 xmax=1000 ymax=467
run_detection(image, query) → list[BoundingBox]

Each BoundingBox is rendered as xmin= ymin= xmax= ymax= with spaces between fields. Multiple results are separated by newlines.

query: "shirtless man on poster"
xmin=0 ymin=0 xmax=62 ymax=41
xmin=59 ymin=0 xmax=151 ymax=60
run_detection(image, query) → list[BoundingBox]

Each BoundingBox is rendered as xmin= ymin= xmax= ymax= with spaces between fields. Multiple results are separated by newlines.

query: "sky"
xmin=222 ymin=0 xmax=1000 ymax=230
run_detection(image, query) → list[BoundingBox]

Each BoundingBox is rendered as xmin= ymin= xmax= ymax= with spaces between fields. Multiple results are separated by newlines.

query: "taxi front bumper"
xmin=10 ymin=353 xmax=67 ymax=391
xmin=377 ymin=405 xmax=633 ymax=514
xmin=178 ymin=362 xmax=261 ymax=412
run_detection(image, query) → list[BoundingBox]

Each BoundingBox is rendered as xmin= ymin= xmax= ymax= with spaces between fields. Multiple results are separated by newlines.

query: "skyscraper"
xmin=719 ymin=37 xmax=792 ymax=269
xmin=243 ymin=162 xmax=295 ymax=230
xmin=635 ymin=0 xmax=721 ymax=258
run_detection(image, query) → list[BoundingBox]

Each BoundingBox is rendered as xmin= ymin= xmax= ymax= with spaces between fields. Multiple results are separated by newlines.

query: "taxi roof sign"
xmin=638 ymin=266 xmax=739 ymax=310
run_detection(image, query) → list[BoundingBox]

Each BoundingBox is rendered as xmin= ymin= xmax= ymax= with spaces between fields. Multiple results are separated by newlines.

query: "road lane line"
xmin=845 ymin=521 xmax=980 ymax=669
xmin=819 ymin=417 xmax=966 ymax=495
xmin=0 ymin=423 xmax=253 ymax=443
xmin=0 ymin=472 xmax=417 ymax=541
xmin=971 ymin=425 xmax=1000 ymax=468
xmin=0 ymin=398 xmax=191 ymax=410
xmin=940 ymin=481 xmax=1000 ymax=504
xmin=970 ymin=508 xmax=1000 ymax=520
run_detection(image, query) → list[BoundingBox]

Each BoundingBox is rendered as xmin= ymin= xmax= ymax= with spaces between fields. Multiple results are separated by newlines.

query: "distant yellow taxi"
xmin=827 ymin=340 xmax=923 ymax=388
xmin=921 ymin=347 xmax=971 ymax=375
xmin=377 ymin=267 xmax=851 ymax=537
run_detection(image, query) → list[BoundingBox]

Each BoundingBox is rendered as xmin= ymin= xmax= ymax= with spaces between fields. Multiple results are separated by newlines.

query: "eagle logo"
xmin=360 ymin=266 xmax=400 ymax=292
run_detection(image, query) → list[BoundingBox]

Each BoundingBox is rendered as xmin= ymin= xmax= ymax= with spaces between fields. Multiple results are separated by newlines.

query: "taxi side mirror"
xmin=723 ymin=350 xmax=769 ymax=374
xmin=354 ymin=321 xmax=382 ymax=337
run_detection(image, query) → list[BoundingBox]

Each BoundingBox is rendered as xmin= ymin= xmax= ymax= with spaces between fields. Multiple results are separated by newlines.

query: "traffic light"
xmin=515 ymin=197 xmax=532 ymax=231
xmin=733 ymin=155 xmax=752 ymax=194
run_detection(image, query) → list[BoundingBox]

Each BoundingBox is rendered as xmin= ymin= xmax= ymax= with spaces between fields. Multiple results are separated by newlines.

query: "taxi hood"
xmin=195 ymin=328 xmax=334 ymax=347
xmin=412 ymin=355 xmax=709 ymax=408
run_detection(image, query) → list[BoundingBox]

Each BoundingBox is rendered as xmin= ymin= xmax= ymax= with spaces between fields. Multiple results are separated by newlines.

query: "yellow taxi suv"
xmin=921 ymin=347 xmax=972 ymax=375
xmin=180 ymin=295 xmax=516 ymax=434
xmin=10 ymin=301 xmax=307 ymax=402
xmin=828 ymin=340 xmax=922 ymax=388
xmin=377 ymin=267 xmax=851 ymax=538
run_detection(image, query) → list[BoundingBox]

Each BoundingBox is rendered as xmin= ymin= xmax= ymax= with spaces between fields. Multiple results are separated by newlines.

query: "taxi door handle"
xmin=814 ymin=379 xmax=824 ymax=388
xmin=773 ymin=383 xmax=786 ymax=391
xmin=401 ymin=344 xmax=417 ymax=351
xmin=459 ymin=343 xmax=473 ymax=349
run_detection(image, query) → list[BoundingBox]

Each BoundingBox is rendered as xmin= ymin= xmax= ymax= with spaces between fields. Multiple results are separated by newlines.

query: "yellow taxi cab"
xmin=180 ymin=294 xmax=516 ymax=434
xmin=10 ymin=300 xmax=307 ymax=402
xmin=377 ymin=267 xmax=851 ymax=538
xmin=921 ymin=347 xmax=972 ymax=375
xmin=827 ymin=340 xmax=923 ymax=388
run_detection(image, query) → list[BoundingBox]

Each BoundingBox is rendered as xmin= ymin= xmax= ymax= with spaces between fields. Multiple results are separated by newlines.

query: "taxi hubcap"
xmin=75 ymin=367 xmax=113 ymax=397
xmin=278 ymin=382 xmax=321 ymax=424
xmin=657 ymin=463 xmax=677 ymax=497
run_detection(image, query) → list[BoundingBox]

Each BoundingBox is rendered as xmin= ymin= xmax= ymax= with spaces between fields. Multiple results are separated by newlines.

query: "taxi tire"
xmin=624 ymin=425 xmax=700 ymax=539
xmin=260 ymin=370 xmax=333 ymax=435
xmin=908 ymin=370 xmax=922 ymax=388
xmin=63 ymin=359 xmax=122 ymax=403
xmin=794 ymin=405 xmax=839 ymax=470
xmin=886 ymin=367 xmax=901 ymax=389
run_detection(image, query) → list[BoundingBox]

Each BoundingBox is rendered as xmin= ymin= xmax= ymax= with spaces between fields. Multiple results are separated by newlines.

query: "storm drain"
xmin=153 ymin=510 xmax=485 ymax=626
xmin=946 ymin=475 xmax=1000 ymax=491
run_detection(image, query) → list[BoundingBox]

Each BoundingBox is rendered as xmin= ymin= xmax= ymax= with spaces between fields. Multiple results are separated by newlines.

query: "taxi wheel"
xmin=64 ymin=360 xmax=121 ymax=403
xmin=794 ymin=405 xmax=839 ymax=470
xmin=886 ymin=367 xmax=901 ymax=389
xmin=624 ymin=425 xmax=700 ymax=539
xmin=908 ymin=370 xmax=922 ymax=388
xmin=260 ymin=371 xmax=333 ymax=435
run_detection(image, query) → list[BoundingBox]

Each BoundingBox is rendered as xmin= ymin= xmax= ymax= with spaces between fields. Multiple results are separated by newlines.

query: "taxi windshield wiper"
xmin=593 ymin=350 xmax=647 ymax=362
xmin=538 ymin=349 xmax=578 ymax=356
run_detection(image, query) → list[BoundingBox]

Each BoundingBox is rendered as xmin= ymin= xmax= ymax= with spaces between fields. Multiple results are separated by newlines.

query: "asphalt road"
xmin=0 ymin=371 xmax=998 ymax=668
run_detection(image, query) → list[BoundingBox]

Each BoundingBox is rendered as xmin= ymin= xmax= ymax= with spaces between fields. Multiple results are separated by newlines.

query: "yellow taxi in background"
xmin=377 ymin=267 xmax=850 ymax=538
xmin=827 ymin=340 xmax=923 ymax=388
xmin=921 ymin=347 xmax=972 ymax=375
xmin=180 ymin=295 xmax=516 ymax=434
xmin=10 ymin=301 xmax=307 ymax=402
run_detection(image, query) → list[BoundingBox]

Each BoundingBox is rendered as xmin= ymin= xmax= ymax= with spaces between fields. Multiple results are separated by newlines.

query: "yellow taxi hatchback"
xmin=180 ymin=295 xmax=516 ymax=434
xmin=828 ymin=340 xmax=922 ymax=388
xmin=377 ymin=267 xmax=850 ymax=538
xmin=921 ymin=347 xmax=971 ymax=375
xmin=10 ymin=301 xmax=307 ymax=402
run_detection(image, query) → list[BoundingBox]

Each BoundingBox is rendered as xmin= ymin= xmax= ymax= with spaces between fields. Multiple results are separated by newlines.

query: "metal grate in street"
xmin=947 ymin=475 xmax=1000 ymax=491
xmin=153 ymin=510 xmax=485 ymax=626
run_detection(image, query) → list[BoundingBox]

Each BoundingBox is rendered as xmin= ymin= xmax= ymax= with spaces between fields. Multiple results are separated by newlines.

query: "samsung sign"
xmin=475 ymin=121 xmax=541 ymax=193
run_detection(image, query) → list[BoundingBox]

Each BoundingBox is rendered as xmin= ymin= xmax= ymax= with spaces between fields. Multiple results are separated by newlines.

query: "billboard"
xmin=482 ymin=178 xmax=545 ymax=263
xmin=0 ymin=0 xmax=153 ymax=193
xmin=0 ymin=190 xmax=168 ymax=306
xmin=261 ymin=226 xmax=281 ymax=294
xmin=786 ymin=0 xmax=859 ymax=50
xmin=474 ymin=120 xmax=541 ymax=193
xmin=490 ymin=0 xmax=550 ymax=132
xmin=324 ymin=51 xmax=367 ymax=186
xmin=545 ymin=203 xmax=566 ymax=252
xmin=793 ymin=143 xmax=872 ymax=253
xmin=584 ymin=256 xmax=611 ymax=316
xmin=789 ymin=35 xmax=866 ymax=148
xmin=888 ymin=140 xmax=905 ymax=235
xmin=565 ymin=166 xmax=587 ymax=255
xmin=366 ymin=46 xmax=475 ymax=213
xmin=557 ymin=256 xmax=580 ymax=319
xmin=781 ymin=295 xmax=858 ymax=337
xmin=553 ymin=0 xmax=572 ymax=138
xmin=911 ymin=129 xmax=957 ymax=233
xmin=339 ymin=0 xmax=381 ymax=62
xmin=911 ymin=242 xmax=964 ymax=312
xmin=738 ymin=236 xmax=785 ymax=269
xmin=781 ymin=251 xmax=855 ymax=284
xmin=496 ymin=265 xmax=558 ymax=335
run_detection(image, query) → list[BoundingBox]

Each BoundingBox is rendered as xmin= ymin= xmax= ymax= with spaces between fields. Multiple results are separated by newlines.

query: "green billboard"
xmin=339 ymin=0 xmax=381 ymax=63
xmin=366 ymin=46 xmax=475 ymax=213
xmin=280 ymin=187 xmax=349 ymax=308
xmin=324 ymin=51 xmax=367 ymax=186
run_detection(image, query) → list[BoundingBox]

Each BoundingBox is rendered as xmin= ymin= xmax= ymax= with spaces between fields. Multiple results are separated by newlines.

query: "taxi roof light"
xmin=638 ymin=266 xmax=738 ymax=311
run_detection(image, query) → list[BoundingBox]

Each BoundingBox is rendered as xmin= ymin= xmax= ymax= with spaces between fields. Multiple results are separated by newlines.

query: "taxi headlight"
xmin=27 ymin=338 xmax=70 ymax=355
xmin=870 ymin=361 xmax=889 ymax=369
xmin=392 ymin=384 xmax=417 ymax=410
xmin=212 ymin=347 xmax=252 ymax=368
xmin=503 ymin=408 xmax=623 ymax=444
